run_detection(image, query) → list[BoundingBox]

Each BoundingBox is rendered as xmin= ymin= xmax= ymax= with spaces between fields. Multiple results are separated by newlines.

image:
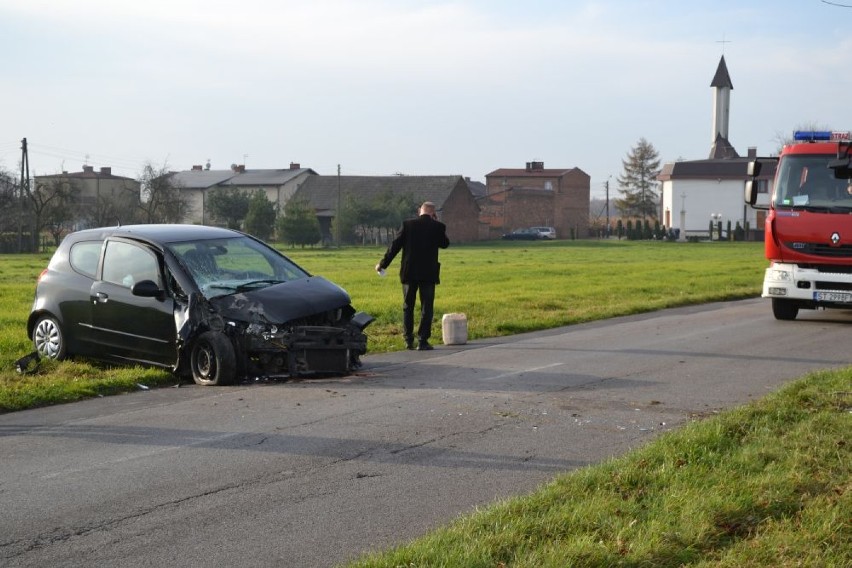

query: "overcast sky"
xmin=2 ymin=0 xmax=850 ymax=198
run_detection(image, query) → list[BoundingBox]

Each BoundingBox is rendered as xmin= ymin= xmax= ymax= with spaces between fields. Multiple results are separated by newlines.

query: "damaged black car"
xmin=27 ymin=224 xmax=373 ymax=385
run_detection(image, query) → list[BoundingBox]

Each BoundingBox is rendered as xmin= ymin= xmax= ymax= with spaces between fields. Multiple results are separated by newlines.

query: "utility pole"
xmin=605 ymin=176 xmax=611 ymax=237
xmin=19 ymin=138 xmax=29 ymax=253
xmin=336 ymin=164 xmax=341 ymax=247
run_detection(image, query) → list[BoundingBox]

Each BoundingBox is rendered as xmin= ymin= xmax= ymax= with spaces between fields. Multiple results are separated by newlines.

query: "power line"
xmin=29 ymin=143 xmax=144 ymax=168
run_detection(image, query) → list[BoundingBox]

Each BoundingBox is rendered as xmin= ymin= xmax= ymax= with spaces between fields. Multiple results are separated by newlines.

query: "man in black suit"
xmin=376 ymin=201 xmax=450 ymax=350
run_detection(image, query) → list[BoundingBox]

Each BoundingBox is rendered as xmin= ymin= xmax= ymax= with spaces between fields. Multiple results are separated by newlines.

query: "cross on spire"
xmin=716 ymin=35 xmax=732 ymax=54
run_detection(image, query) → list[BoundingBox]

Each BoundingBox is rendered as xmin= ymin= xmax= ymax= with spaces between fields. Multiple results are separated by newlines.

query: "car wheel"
xmin=190 ymin=331 xmax=237 ymax=386
xmin=771 ymin=298 xmax=798 ymax=321
xmin=33 ymin=315 xmax=66 ymax=360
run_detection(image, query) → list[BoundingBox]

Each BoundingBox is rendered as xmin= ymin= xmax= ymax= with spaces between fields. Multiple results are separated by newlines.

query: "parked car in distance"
xmin=531 ymin=226 xmax=556 ymax=239
xmin=27 ymin=224 xmax=373 ymax=386
xmin=501 ymin=228 xmax=543 ymax=240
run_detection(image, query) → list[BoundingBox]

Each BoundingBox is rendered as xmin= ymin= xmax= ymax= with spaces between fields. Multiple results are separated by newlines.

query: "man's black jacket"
xmin=379 ymin=214 xmax=450 ymax=283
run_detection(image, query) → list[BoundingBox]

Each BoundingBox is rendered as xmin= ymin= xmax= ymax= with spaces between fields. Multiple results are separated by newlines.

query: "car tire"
xmin=33 ymin=315 xmax=67 ymax=360
xmin=190 ymin=331 xmax=237 ymax=386
xmin=771 ymin=298 xmax=798 ymax=321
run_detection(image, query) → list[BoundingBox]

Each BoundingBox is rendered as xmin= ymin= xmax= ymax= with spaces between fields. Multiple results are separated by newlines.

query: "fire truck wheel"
xmin=771 ymin=299 xmax=799 ymax=321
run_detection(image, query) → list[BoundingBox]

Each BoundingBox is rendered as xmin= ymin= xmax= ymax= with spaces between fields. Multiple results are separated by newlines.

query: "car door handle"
xmin=94 ymin=292 xmax=109 ymax=304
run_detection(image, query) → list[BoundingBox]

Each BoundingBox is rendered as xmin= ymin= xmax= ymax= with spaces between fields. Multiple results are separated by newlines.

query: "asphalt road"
xmin=2 ymin=298 xmax=851 ymax=567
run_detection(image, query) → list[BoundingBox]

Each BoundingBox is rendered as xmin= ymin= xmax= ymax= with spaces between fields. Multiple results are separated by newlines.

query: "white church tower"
xmin=709 ymin=55 xmax=738 ymax=159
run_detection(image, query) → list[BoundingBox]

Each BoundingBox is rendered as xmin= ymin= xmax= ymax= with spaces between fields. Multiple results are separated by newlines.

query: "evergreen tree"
xmin=277 ymin=197 xmax=321 ymax=247
xmin=208 ymin=188 xmax=250 ymax=229
xmin=331 ymin=193 xmax=359 ymax=245
xmin=244 ymin=191 xmax=276 ymax=240
xmin=615 ymin=138 xmax=661 ymax=223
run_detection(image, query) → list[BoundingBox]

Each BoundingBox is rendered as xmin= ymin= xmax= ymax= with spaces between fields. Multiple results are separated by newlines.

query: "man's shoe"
xmin=417 ymin=341 xmax=433 ymax=351
xmin=405 ymin=339 xmax=416 ymax=350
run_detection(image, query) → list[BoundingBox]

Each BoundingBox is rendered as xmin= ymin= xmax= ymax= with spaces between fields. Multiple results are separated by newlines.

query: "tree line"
xmin=0 ymin=163 xmax=422 ymax=251
xmin=0 ymin=163 xmax=188 ymax=252
xmin=2 ymin=138 xmax=665 ymax=251
xmin=208 ymin=187 xmax=419 ymax=247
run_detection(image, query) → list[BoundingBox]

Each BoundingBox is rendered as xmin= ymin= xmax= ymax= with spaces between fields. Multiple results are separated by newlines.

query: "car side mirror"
xmin=744 ymin=180 xmax=757 ymax=205
xmin=747 ymin=160 xmax=761 ymax=177
xmin=132 ymin=279 xmax=164 ymax=298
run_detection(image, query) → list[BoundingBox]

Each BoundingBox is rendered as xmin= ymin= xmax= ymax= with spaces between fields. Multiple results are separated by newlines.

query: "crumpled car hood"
xmin=208 ymin=276 xmax=352 ymax=324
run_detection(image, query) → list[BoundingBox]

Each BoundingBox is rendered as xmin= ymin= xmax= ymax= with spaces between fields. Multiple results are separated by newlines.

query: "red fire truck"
xmin=746 ymin=131 xmax=852 ymax=320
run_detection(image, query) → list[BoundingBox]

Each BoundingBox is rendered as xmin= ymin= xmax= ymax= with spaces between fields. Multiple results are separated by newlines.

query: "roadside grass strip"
xmin=348 ymin=369 xmax=851 ymax=567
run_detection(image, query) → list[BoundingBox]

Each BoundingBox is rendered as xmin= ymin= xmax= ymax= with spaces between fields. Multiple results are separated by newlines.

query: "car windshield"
xmin=167 ymin=236 xmax=309 ymax=298
xmin=775 ymin=154 xmax=852 ymax=212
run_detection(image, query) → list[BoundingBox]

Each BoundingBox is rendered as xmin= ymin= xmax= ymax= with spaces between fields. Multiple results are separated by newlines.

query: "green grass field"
xmin=1 ymin=239 xmax=849 ymax=567
xmin=1 ymin=240 xmax=767 ymax=412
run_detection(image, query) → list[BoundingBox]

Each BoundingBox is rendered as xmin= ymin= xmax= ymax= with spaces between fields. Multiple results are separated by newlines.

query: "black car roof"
xmin=65 ymin=224 xmax=242 ymax=245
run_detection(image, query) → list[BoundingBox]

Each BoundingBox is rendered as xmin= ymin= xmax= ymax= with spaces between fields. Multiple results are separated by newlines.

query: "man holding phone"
xmin=376 ymin=201 xmax=450 ymax=350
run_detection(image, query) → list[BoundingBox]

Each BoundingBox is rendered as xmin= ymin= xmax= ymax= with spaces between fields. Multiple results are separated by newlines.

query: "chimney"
xmin=289 ymin=162 xmax=301 ymax=170
xmin=192 ymin=165 xmax=203 ymax=171
xmin=82 ymin=165 xmax=94 ymax=173
xmin=231 ymin=164 xmax=245 ymax=173
xmin=747 ymin=147 xmax=757 ymax=159
xmin=525 ymin=161 xmax=544 ymax=172
xmin=100 ymin=167 xmax=111 ymax=176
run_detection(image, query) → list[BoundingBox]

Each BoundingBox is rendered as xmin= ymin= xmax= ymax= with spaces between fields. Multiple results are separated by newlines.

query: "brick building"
xmin=482 ymin=161 xmax=590 ymax=239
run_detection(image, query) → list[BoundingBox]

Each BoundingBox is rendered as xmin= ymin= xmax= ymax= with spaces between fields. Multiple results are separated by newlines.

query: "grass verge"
xmin=347 ymin=369 xmax=852 ymax=567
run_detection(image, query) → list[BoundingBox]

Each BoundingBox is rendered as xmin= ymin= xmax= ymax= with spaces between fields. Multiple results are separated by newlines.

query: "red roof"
xmin=486 ymin=167 xmax=579 ymax=178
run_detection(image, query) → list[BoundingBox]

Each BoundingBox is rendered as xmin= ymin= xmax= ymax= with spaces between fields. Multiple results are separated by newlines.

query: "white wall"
xmin=662 ymin=179 xmax=757 ymax=235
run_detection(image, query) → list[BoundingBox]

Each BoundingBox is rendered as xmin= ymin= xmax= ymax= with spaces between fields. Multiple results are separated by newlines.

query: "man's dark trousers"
xmin=403 ymin=281 xmax=435 ymax=343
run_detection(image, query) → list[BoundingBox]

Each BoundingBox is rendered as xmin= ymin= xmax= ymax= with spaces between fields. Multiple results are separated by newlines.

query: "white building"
xmin=658 ymin=56 xmax=774 ymax=240
xmin=168 ymin=162 xmax=316 ymax=225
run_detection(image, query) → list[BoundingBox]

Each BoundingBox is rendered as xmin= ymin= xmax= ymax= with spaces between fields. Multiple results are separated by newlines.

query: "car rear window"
xmin=69 ymin=241 xmax=103 ymax=278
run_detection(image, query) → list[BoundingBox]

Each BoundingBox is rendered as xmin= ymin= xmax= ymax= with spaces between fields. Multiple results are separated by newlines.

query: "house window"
xmin=544 ymin=181 xmax=553 ymax=191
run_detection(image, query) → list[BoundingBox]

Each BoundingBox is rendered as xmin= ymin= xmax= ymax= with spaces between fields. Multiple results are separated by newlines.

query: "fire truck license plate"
xmin=814 ymin=291 xmax=852 ymax=303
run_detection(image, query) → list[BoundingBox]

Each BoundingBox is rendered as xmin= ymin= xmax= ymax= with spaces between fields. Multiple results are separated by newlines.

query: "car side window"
xmin=69 ymin=241 xmax=103 ymax=278
xmin=102 ymin=241 xmax=161 ymax=289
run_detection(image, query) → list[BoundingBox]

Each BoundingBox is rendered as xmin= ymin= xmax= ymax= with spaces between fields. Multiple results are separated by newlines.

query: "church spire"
xmin=710 ymin=55 xmax=733 ymax=149
xmin=710 ymin=55 xmax=733 ymax=89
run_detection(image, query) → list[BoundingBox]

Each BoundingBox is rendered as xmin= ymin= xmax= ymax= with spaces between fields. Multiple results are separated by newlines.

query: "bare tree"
xmin=137 ymin=162 xmax=187 ymax=223
xmin=0 ymin=169 xmax=18 ymax=233
xmin=27 ymin=177 xmax=82 ymax=249
xmin=38 ymin=178 xmax=82 ymax=246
